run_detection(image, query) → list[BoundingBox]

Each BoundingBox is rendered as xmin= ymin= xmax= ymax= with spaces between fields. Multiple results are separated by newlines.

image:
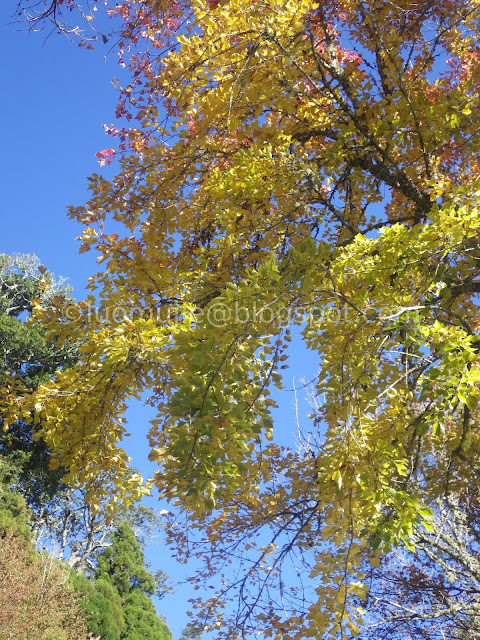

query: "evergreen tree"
xmin=95 ymin=521 xmax=156 ymax=596
xmin=92 ymin=521 xmax=172 ymax=640
xmin=70 ymin=572 xmax=125 ymax=640
xmin=122 ymin=588 xmax=169 ymax=640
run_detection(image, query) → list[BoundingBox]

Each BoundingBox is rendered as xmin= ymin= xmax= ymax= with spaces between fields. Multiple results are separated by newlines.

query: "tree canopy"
xmin=4 ymin=0 xmax=480 ymax=637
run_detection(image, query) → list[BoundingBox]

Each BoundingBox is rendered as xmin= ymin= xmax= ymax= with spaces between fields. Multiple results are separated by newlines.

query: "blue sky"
xmin=0 ymin=9 xmax=114 ymax=293
xmin=0 ymin=6 xmax=318 ymax=637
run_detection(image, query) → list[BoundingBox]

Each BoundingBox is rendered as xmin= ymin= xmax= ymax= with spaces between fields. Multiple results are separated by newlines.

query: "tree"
xmin=12 ymin=0 xmax=105 ymax=41
xmin=359 ymin=490 xmax=480 ymax=640
xmin=0 ymin=253 xmax=75 ymax=380
xmin=93 ymin=520 xmax=172 ymax=640
xmin=33 ymin=474 xmax=170 ymax=575
xmin=5 ymin=0 xmax=480 ymax=637
xmin=0 ymin=255 xmax=171 ymax=639
xmin=0 ymin=253 xmax=76 ymax=511
xmin=70 ymin=571 xmax=125 ymax=640
xmin=95 ymin=521 xmax=156 ymax=594
xmin=11 ymin=0 xmax=171 ymax=48
xmin=0 ymin=456 xmax=33 ymax=543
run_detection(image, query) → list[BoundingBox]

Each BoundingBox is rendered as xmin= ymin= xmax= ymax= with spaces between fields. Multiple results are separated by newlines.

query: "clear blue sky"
xmin=0 ymin=13 xmax=114 ymax=292
xmin=0 ymin=6 xmax=318 ymax=637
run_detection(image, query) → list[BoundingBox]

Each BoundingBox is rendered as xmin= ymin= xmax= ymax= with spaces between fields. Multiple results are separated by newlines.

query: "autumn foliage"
xmin=4 ymin=0 xmax=480 ymax=637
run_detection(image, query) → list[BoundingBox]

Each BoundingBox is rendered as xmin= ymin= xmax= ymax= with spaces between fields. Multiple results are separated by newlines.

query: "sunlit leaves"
xmin=5 ymin=0 xmax=480 ymax=637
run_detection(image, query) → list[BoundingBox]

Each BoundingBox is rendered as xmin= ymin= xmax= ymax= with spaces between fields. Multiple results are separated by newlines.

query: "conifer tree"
xmin=93 ymin=521 xmax=172 ymax=640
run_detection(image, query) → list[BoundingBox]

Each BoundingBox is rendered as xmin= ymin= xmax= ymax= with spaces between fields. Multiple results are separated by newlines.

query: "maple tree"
xmin=4 ymin=0 xmax=480 ymax=637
